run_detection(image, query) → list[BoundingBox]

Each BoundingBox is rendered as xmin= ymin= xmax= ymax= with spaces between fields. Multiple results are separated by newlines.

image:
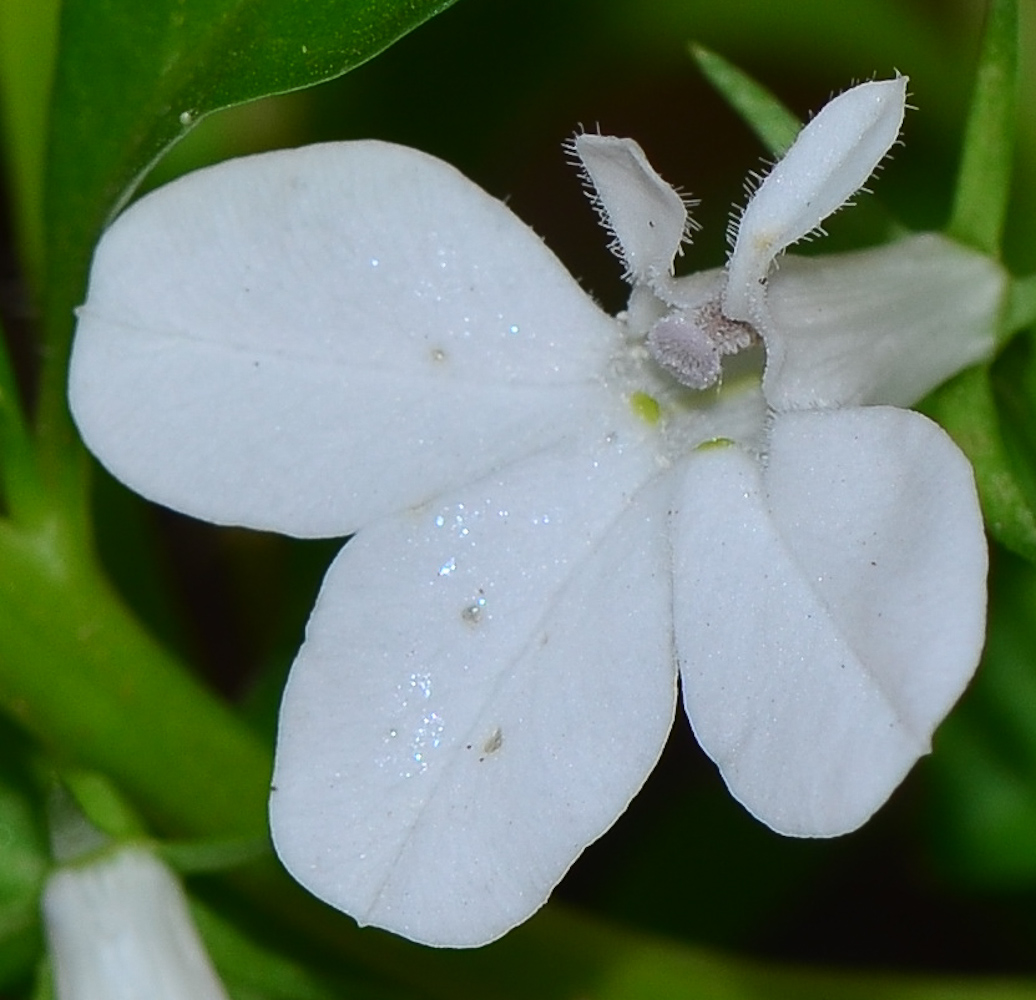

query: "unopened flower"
xmin=43 ymin=846 xmax=229 ymax=1000
xmin=69 ymin=78 xmax=1002 ymax=947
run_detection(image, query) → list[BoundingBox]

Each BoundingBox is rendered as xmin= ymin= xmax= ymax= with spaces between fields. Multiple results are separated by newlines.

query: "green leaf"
xmin=947 ymin=0 xmax=1018 ymax=256
xmin=923 ymin=359 xmax=1036 ymax=563
xmin=0 ymin=315 xmax=44 ymax=525
xmin=363 ymin=903 xmax=1036 ymax=1000
xmin=193 ymin=900 xmax=418 ymax=1000
xmin=0 ymin=721 xmax=48 ymax=990
xmin=59 ymin=768 xmax=147 ymax=843
xmin=37 ymin=0 xmax=458 ymax=502
xmin=1008 ymin=273 xmax=1036 ymax=333
xmin=0 ymin=0 xmax=61 ymax=289
xmin=928 ymin=550 xmax=1036 ymax=887
xmin=690 ymin=43 xmax=801 ymax=157
xmin=159 ymin=834 xmax=269 ymax=876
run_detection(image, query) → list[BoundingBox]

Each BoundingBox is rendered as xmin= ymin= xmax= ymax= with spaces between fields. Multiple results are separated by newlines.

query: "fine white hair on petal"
xmin=70 ymin=141 xmax=619 ymax=539
xmin=723 ymin=76 xmax=908 ymax=324
xmin=569 ymin=133 xmax=696 ymax=285
xmin=43 ymin=846 xmax=230 ymax=1000
xmin=270 ymin=426 xmax=677 ymax=947
xmin=672 ymin=406 xmax=986 ymax=837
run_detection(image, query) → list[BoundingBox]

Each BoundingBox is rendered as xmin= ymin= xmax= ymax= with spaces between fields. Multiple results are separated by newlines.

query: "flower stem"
xmin=947 ymin=0 xmax=1018 ymax=257
xmin=0 ymin=516 xmax=270 ymax=840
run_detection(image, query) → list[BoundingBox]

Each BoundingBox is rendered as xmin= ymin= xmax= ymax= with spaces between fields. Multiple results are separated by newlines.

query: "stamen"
xmin=646 ymin=300 xmax=758 ymax=390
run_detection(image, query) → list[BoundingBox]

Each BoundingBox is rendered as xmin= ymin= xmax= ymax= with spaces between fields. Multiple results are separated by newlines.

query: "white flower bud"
xmin=43 ymin=846 xmax=229 ymax=1000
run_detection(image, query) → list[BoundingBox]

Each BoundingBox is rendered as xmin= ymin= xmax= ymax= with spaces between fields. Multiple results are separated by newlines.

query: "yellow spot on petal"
xmin=630 ymin=391 xmax=661 ymax=425
xmin=696 ymin=436 xmax=735 ymax=452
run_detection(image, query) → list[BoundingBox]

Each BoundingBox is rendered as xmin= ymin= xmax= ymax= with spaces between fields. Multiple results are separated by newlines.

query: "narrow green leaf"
xmin=690 ymin=43 xmax=801 ymax=157
xmin=0 ymin=0 xmax=61 ymax=289
xmin=159 ymin=834 xmax=269 ymax=876
xmin=0 ymin=315 xmax=44 ymax=524
xmin=37 ymin=0 xmax=458 ymax=503
xmin=59 ymin=768 xmax=147 ymax=842
xmin=946 ymin=0 xmax=1018 ymax=255
xmin=30 ymin=959 xmax=53 ymax=1000
xmin=1007 ymin=273 xmax=1036 ymax=334
xmin=0 ymin=721 xmax=48 ymax=990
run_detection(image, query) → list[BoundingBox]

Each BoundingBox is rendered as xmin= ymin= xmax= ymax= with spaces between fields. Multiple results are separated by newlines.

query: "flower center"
xmin=608 ymin=312 xmax=769 ymax=462
xmin=646 ymin=298 xmax=759 ymax=390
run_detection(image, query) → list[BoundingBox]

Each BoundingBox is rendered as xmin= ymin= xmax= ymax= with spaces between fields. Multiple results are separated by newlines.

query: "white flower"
xmin=42 ymin=845 xmax=229 ymax=1000
xmin=69 ymin=78 xmax=1003 ymax=948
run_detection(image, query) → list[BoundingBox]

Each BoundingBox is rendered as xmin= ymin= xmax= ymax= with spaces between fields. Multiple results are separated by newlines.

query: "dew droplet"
xmin=438 ymin=557 xmax=457 ymax=576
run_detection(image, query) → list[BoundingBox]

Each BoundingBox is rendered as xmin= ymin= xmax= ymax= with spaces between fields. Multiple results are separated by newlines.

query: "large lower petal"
xmin=270 ymin=426 xmax=676 ymax=946
xmin=673 ymin=406 xmax=987 ymax=836
xmin=70 ymin=141 xmax=618 ymax=537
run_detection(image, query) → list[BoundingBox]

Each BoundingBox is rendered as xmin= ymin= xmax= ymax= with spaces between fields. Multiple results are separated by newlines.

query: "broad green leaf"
xmin=38 ymin=0 xmax=458 ymax=484
xmin=947 ymin=0 xmax=1018 ymax=256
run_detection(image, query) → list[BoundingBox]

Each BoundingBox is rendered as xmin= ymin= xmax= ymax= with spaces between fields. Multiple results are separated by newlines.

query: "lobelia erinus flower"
xmin=69 ymin=77 xmax=1003 ymax=947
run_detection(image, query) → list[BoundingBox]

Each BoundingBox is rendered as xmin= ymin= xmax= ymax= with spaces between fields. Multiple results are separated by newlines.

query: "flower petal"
xmin=70 ymin=141 xmax=617 ymax=537
xmin=270 ymin=426 xmax=675 ymax=946
xmin=724 ymin=77 xmax=907 ymax=323
xmin=571 ymin=134 xmax=690 ymax=284
xmin=672 ymin=406 xmax=986 ymax=836
xmin=762 ymin=234 xmax=1003 ymax=409
xmin=43 ymin=846 xmax=230 ymax=1000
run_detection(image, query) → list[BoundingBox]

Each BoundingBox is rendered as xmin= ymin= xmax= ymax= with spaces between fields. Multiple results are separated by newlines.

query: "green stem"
xmin=0 ymin=516 xmax=270 ymax=839
xmin=946 ymin=0 xmax=1018 ymax=256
